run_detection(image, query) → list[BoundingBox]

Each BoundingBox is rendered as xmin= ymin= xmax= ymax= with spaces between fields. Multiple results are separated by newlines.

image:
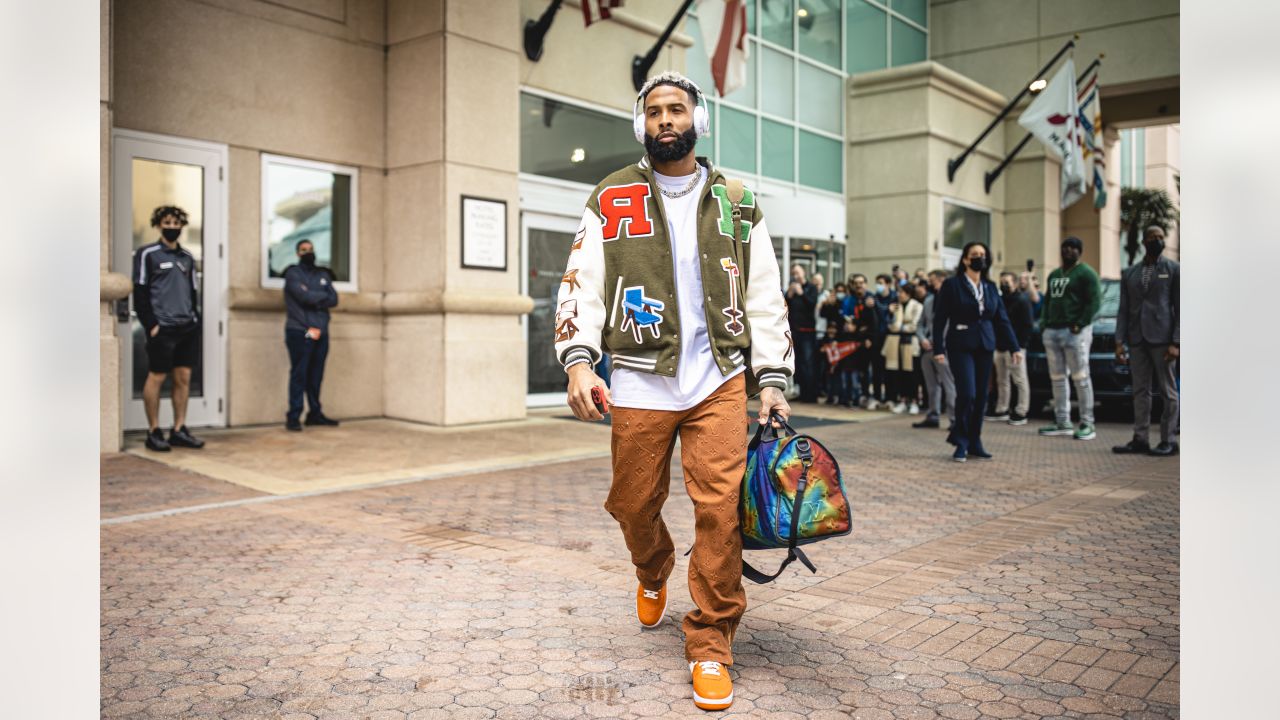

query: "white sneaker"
xmin=865 ymin=399 xmax=879 ymax=411
xmin=909 ymin=402 xmax=920 ymax=414
xmin=891 ymin=402 xmax=907 ymax=414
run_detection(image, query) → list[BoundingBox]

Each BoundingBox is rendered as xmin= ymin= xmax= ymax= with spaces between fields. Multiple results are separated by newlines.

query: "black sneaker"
xmin=286 ymin=419 xmax=303 ymax=432
xmin=168 ymin=425 xmax=205 ymax=449
xmin=970 ymin=447 xmax=993 ymax=460
xmin=912 ymin=417 xmax=940 ymax=429
xmin=952 ymin=447 xmax=967 ymax=463
xmin=305 ymin=413 xmax=340 ymax=427
xmin=1112 ymin=438 xmax=1151 ymax=454
xmin=144 ymin=428 xmax=171 ymax=452
xmin=1007 ymin=412 xmax=1028 ymax=426
xmin=985 ymin=412 xmax=1010 ymax=422
xmin=1149 ymin=441 xmax=1179 ymax=457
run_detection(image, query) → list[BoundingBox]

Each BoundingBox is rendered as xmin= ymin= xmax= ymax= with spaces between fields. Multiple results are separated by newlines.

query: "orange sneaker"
xmin=636 ymin=583 xmax=667 ymax=628
xmin=689 ymin=660 xmax=733 ymax=710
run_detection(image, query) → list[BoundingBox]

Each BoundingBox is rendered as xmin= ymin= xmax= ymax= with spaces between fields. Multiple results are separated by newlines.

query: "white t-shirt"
xmin=610 ymin=167 xmax=745 ymax=411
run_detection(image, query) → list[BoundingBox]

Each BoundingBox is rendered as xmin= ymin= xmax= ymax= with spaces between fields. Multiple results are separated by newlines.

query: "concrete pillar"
xmin=384 ymin=0 xmax=530 ymax=425
xmin=101 ymin=0 xmax=123 ymax=452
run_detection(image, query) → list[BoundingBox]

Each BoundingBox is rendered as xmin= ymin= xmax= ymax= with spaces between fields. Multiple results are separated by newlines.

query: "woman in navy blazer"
xmin=933 ymin=242 xmax=1022 ymax=462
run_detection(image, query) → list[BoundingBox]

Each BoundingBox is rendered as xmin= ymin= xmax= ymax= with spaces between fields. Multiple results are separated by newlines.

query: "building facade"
xmin=99 ymin=0 xmax=1178 ymax=450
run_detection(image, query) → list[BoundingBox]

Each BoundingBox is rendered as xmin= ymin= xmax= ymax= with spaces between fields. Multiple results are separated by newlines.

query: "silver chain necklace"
xmin=657 ymin=165 xmax=702 ymax=199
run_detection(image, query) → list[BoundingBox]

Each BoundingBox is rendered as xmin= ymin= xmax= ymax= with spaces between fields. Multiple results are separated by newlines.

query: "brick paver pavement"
xmin=101 ymin=412 xmax=1178 ymax=719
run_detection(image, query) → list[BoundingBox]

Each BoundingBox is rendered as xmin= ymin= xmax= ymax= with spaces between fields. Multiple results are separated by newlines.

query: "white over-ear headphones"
xmin=633 ymin=71 xmax=711 ymax=144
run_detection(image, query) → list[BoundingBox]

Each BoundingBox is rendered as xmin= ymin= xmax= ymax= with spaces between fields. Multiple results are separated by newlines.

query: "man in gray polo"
xmin=1113 ymin=226 xmax=1180 ymax=456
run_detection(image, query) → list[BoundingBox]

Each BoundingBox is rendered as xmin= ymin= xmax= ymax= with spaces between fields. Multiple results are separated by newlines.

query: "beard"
xmin=644 ymin=127 xmax=698 ymax=163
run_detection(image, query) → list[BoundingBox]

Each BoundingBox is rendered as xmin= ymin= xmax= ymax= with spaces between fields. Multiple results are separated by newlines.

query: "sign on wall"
xmin=461 ymin=195 xmax=508 ymax=271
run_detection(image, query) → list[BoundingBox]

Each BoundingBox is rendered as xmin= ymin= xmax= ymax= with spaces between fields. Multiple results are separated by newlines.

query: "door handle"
xmin=114 ymin=298 xmax=131 ymax=323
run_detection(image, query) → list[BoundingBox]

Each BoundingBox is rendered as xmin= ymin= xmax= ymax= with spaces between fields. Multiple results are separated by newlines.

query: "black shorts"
xmin=146 ymin=323 xmax=201 ymax=373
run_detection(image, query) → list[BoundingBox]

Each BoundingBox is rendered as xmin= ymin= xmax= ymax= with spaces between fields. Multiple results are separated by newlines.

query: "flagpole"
xmin=946 ymin=34 xmax=1079 ymax=183
xmin=632 ymin=0 xmax=697 ymax=91
xmin=523 ymin=0 xmax=564 ymax=62
xmin=983 ymin=56 xmax=1103 ymax=194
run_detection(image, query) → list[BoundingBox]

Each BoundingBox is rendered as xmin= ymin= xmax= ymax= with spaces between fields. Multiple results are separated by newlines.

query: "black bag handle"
xmin=741 ymin=437 xmax=818 ymax=584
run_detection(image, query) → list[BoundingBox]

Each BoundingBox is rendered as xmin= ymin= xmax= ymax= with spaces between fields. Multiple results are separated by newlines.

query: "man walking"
xmin=1114 ymin=226 xmax=1180 ymax=455
xmin=132 ymin=205 xmax=205 ymax=452
xmin=913 ymin=269 xmax=955 ymax=429
xmin=283 ymin=239 xmax=340 ymax=431
xmin=989 ymin=271 xmax=1033 ymax=425
xmin=786 ymin=264 xmax=819 ymax=402
xmin=1038 ymin=237 xmax=1102 ymax=440
xmin=556 ymin=72 xmax=792 ymax=711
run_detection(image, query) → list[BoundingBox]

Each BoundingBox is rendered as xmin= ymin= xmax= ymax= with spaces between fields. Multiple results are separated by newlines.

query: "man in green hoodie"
xmin=1038 ymin=236 xmax=1101 ymax=440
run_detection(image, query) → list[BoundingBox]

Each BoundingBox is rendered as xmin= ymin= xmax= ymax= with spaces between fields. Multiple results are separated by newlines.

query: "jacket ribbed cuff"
xmin=561 ymin=347 xmax=596 ymax=372
xmin=756 ymin=370 xmax=789 ymax=390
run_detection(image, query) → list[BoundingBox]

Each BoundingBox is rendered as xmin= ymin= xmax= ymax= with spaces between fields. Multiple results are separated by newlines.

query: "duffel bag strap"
xmin=742 ymin=439 xmax=818 ymax=584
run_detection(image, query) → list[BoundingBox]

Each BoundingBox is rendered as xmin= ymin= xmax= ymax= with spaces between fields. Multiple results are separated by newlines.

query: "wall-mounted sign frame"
xmin=461 ymin=195 xmax=508 ymax=271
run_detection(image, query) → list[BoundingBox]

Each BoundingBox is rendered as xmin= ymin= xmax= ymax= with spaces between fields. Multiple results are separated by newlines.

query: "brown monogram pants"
xmin=606 ymin=373 xmax=748 ymax=665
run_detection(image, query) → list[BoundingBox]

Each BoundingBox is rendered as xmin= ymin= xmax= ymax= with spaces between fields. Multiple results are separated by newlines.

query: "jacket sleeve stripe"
xmin=742 ymin=216 xmax=794 ymax=381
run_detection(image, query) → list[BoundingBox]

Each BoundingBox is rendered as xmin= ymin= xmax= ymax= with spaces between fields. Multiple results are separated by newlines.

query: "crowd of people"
xmin=785 ymin=261 xmax=1042 ymax=424
xmin=783 ymin=230 xmax=1179 ymax=461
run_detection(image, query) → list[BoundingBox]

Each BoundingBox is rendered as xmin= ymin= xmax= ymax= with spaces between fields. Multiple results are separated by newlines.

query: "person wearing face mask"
xmin=283 ymin=238 xmax=340 ymax=431
xmin=132 ymin=205 xmax=205 ymax=452
xmin=914 ymin=269 xmax=956 ymax=430
xmin=1113 ymin=226 xmax=1180 ymax=456
xmin=933 ymin=243 xmax=1021 ymax=462
xmin=987 ymin=272 xmax=1034 ymax=425
xmin=1037 ymin=236 xmax=1102 ymax=441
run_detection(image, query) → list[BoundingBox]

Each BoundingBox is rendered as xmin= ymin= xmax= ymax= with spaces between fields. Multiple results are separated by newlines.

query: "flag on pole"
xmin=1076 ymin=62 xmax=1107 ymax=209
xmin=696 ymin=0 xmax=750 ymax=97
xmin=582 ymin=0 xmax=623 ymax=27
xmin=1018 ymin=57 xmax=1088 ymax=209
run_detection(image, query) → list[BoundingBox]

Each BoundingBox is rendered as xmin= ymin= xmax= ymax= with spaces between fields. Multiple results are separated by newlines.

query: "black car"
xmin=1025 ymin=279 xmax=1165 ymax=417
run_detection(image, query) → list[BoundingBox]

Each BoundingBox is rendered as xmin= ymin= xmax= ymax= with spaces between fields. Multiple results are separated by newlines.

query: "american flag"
xmin=696 ymin=0 xmax=750 ymax=97
xmin=1076 ymin=62 xmax=1107 ymax=209
xmin=582 ymin=0 xmax=624 ymax=27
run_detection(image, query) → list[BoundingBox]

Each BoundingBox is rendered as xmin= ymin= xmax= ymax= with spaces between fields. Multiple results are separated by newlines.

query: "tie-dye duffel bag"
xmin=739 ymin=412 xmax=851 ymax=583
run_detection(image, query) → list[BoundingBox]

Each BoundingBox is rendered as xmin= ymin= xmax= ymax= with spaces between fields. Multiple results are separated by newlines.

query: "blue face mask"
xmin=836 ymin=292 xmax=847 ymax=301
xmin=875 ymin=283 xmax=886 ymax=295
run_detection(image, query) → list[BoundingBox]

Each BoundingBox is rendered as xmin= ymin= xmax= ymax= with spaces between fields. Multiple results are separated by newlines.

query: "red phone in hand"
xmin=590 ymin=386 xmax=609 ymax=415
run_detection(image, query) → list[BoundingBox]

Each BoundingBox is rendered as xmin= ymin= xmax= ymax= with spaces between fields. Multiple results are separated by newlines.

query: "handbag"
xmin=739 ymin=412 xmax=852 ymax=583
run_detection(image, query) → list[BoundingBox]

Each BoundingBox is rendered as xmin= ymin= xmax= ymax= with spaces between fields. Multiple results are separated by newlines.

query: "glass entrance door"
xmin=112 ymin=129 xmax=226 ymax=430
xmin=521 ymin=212 xmax=580 ymax=407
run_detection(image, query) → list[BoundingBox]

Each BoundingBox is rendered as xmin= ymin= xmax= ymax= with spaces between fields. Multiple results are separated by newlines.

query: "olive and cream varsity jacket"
xmin=554 ymin=155 xmax=794 ymax=393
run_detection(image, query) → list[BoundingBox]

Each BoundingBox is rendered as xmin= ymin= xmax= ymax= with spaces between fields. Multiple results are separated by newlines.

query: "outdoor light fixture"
xmin=570 ymin=148 xmax=586 ymax=163
xmin=798 ymin=8 xmax=808 ymax=17
xmin=1029 ymin=78 xmax=1048 ymax=93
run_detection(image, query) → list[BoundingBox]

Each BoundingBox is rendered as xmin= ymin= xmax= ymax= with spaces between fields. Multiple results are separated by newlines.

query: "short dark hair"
xmin=999 ymin=271 xmax=1017 ymax=281
xmin=296 ymin=238 xmax=313 ymax=251
xmin=851 ymin=273 xmax=867 ymax=283
xmin=876 ymin=273 xmax=892 ymax=284
xmin=640 ymin=74 xmax=700 ymax=111
xmin=1061 ymin=236 xmax=1084 ymax=252
xmin=150 ymin=205 xmax=189 ymax=228
xmin=928 ymin=269 xmax=949 ymax=280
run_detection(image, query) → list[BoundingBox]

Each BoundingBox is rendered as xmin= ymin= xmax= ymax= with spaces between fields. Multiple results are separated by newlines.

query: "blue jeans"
xmin=285 ymin=328 xmax=330 ymax=422
xmin=1042 ymin=326 xmax=1095 ymax=425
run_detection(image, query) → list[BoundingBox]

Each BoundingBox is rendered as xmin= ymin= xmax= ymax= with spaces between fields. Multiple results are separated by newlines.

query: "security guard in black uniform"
xmin=283 ymin=239 xmax=340 ymax=431
xmin=132 ymin=205 xmax=205 ymax=452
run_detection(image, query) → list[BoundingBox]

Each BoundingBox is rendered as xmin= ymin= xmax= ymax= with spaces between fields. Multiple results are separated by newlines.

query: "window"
xmin=762 ymin=119 xmax=795 ymax=181
xmin=759 ymin=0 xmax=794 ymax=49
xmin=761 ymin=46 xmax=794 ymax=119
xmin=846 ymin=0 xmax=887 ymax=73
xmin=798 ymin=63 xmax=843 ymax=135
xmin=890 ymin=0 xmax=926 ymax=28
xmin=890 ymin=16 xmax=926 ymax=66
xmin=798 ymin=0 xmax=841 ymax=69
xmin=943 ymin=200 xmax=991 ymax=255
xmin=1120 ymin=128 xmax=1147 ymax=188
xmin=719 ymin=105 xmax=757 ymax=173
xmin=520 ymin=93 xmax=637 ymax=186
xmin=262 ymin=154 xmax=358 ymax=290
xmin=799 ymin=131 xmax=842 ymax=193
xmin=790 ymin=236 xmax=845 ymax=286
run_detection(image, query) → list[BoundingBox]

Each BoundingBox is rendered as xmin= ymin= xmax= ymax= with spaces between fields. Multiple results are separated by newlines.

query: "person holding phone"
xmin=933 ymin=242 xmax=1022 ymax=462
xmin=282 ymin=238 xmax=340 ymax=431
